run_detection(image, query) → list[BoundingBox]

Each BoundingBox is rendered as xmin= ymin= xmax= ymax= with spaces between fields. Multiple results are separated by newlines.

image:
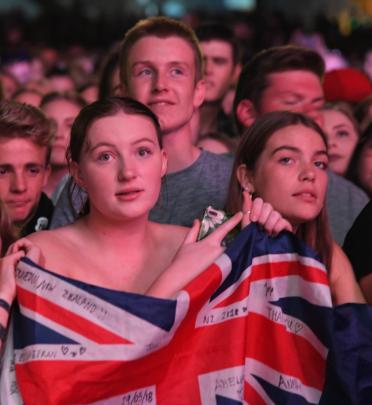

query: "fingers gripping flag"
xmin=1 ymin=224 xmax=369 ymax=404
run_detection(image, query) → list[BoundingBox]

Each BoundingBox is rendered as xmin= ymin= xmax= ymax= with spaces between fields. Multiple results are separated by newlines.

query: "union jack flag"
xmin=1 ymin=224 xmax=371 ymax=404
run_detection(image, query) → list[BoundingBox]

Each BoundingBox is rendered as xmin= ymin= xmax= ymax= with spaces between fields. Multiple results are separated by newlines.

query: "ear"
xmin=160 ymin=149 xmax=168 ymax=178
xmin=236 ymin=163 xmax=255 ymax=194
xmin=70 ymin=161 xmax=86 ymax=190
xmin=236 ymin=99 xmax=257 ymax=130
xmin=193 ymin=79 xmax=206 ymax=109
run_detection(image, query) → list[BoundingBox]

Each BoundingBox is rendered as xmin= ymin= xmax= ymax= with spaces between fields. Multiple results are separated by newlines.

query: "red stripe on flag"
xmin=213 ymin=260 xmax=329 ymax=310
xmin=250 ymin=261 xmax=329 ymax=285
xmin=245 ymin=313 xmax=325 ymax=390
xmin=17 ymin=287 xmax=132 ymax=344
xmin=244 ymin=381 xmax=267 ymax=405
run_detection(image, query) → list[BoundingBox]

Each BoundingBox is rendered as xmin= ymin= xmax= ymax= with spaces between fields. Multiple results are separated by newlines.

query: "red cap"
xmin=323 ymin=68 xmax=372 ymax=103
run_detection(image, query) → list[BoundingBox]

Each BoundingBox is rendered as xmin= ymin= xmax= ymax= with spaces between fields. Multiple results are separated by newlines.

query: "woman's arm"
xmin=329 ymin=242 xmax=366 ymax=305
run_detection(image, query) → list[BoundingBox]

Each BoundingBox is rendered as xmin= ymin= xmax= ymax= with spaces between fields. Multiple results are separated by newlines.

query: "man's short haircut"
xmin=195 ymin=22 xmax=240 ymax=65
xmin=233 ymin=45 xmax=325 ymax=130
xmin=119 ymin=16 xmax=203 ymax=87
xmin=0 ymin=100 xmax=54 ymax=165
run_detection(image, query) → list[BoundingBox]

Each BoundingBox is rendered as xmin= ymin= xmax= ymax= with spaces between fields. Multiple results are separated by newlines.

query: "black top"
xmin=343 ymin=200 xmax=372 ymax=281
xmin=21 ymin=193 xmax=54 ymax=237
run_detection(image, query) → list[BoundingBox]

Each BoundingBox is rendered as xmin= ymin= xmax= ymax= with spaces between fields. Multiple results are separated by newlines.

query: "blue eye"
xmin=336 ymin=130 xmax=350 ymax=138
xmin=171 ymin=68 xmax=184 ymax=76
xmin=137 ymin=148 xmax=152 ymax=157
xmin=314 ymin=161 xmax=328 ymax=170
xmin=98 ymin=152 xmax=112 ymax=161
xmin=279 ymin=157 xmax=293 ymax=165
xmin=138 ymin=68 xmax=152 ymax=77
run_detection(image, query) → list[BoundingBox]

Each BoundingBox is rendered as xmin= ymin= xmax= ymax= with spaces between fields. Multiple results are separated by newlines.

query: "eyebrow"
xmin=131 ymin=61 xmax=191 ymax=70
xmin=333 ymin=123 xmax=351 ymax=129
xmin=88 ymin=138 xmax=157 ymax=152
xmin=271 ymin=145 xmax=328 ymax=156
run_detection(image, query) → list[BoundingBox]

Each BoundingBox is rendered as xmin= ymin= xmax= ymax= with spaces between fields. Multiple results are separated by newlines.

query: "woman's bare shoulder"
xmin=26 ymin=225 xmax=77 ymax=248
xmin=151 ymin=222 xmax=189 ymax=247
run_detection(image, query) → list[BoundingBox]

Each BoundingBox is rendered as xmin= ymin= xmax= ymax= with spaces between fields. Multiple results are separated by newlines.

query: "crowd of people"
xmin=0 ymin=11 xmax=371 ymax=404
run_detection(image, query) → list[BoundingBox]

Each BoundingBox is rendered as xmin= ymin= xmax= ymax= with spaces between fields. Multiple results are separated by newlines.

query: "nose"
xmin=153 ymin=71 xmax=168 ymax=93
xmin=299 ymin=162 xmax=316 ymax=182
xmin=11 ymin=172 xmax=27 ymax=193
xmin=117 ymin=159 xmax=136 ymax=182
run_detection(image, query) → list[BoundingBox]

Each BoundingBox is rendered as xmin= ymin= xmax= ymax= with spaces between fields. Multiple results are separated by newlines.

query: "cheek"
xmin=0 ymin=181 xmax=10 ymax=196
xmin=318 ymin=174 xmax=328 ymax=202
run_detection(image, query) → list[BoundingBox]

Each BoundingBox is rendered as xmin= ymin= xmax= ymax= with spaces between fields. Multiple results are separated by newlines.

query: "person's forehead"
xmin=128 ymin=35 xmax=196 ymax=64
xmin=266 ymin=70 xmax=323 ymax=93
xmin=266 ymin=125 xmax=326 ymax=150
xmin=0 ymin=137 xmax=47 ymax=162
xmin=87 ymin=113 xmax=157 ymax=142
xmin=200 ymin=39 xmax=233 ymax=56
xmin=43 ymin=99 xmax=80 ymax=114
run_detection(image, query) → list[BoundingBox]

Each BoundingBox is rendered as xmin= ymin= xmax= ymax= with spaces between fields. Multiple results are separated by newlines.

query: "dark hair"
xmin=40 ymin=91 xmax=86 ymax=110
xmin=12 ymin=87 xmax=43 ymax=101
xmin=226 ymin=110 xmax=332 ymax=268
xmin=233 ymin=45 xmax=325 ymax=133
xmin=0 ymin=100 xmax=54 ymax=165
xmin=195 ymin=22 xmax=240 ymax=65
xmin=98 ymin=49 xmax=120 ymax=100
xmin=354 ymin=95 xmax=372 ymax=131
xmin=119 ymin=16 xmax=203 ymax=87
xmin=346 ymin=122 xmax=372 ymax=196
xmin=67 ymin=97 xmax=162 ymax=216
xmin=0 ymin=201 xmax=18 ymax=256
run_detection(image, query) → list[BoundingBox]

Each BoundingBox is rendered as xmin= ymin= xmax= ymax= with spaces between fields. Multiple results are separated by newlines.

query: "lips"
xmin=292 ymin=190 xmax=317 ymax=202
xmin=148 ymin=99 xmax=174 ymax=107
xmin=7 ymin=199 xmax=31 ymax=207
xmin=115 ymin=189 xmax=143 ymax=201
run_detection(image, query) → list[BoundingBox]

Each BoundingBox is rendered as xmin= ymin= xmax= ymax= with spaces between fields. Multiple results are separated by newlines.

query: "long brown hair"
xmin=226 ymin=111 xmax=333 ymax=269
xmin=0 ymin=201 xmax=18 ymax=256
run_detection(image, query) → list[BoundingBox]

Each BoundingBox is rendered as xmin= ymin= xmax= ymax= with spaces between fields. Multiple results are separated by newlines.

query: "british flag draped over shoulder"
xmin=1 ymin=224 xmax=371 ymax=404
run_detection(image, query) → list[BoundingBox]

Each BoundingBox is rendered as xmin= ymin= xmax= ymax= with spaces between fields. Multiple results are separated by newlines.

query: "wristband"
xmin=0 ymin=323 xmax=7 ymax=342
xmin=0 ymin=298 xmax=10 ymax=312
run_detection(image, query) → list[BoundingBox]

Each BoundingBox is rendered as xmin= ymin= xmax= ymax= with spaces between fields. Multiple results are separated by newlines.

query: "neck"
xmin=81 ymin=208 xmax=152 ymax=252
xmin=199 ymin=101 xmax=221 ymax=135
xmin=163 ymin=125 xmax=201 ymax=173
xmin=44 ymin=166 xmax=68 ymax=198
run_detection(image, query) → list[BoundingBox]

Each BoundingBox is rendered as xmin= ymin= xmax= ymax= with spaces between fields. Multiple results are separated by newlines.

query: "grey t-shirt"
xmin=50 ymin=150 xmax=234 ymax=229
xmin=326 ymin=171 xmax=368 ymax=245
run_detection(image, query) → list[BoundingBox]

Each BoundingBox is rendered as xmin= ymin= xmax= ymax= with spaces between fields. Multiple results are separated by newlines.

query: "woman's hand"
xmin=147 ymin=212 xmax=243 ymax=298
xmin=0 ymin=239 xmax=41 ymax=304
xmin=241 ymin=191 xmax=293 ymax=236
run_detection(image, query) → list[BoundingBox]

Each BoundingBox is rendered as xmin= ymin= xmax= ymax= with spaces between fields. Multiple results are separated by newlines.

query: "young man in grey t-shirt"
xmin=51 ymin=17 xmax=233 ymax=228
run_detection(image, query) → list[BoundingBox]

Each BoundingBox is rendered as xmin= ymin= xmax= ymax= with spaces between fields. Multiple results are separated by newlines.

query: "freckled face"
xmin=322 ymin=109 xmax=359 ymax=176
xmin=125 ymin=36 xmax=205 ymax=135
xmin=75 ymin=112 xmax=167 ymax=221
xmin=249 ymin=125 xmax=328 ymax=226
